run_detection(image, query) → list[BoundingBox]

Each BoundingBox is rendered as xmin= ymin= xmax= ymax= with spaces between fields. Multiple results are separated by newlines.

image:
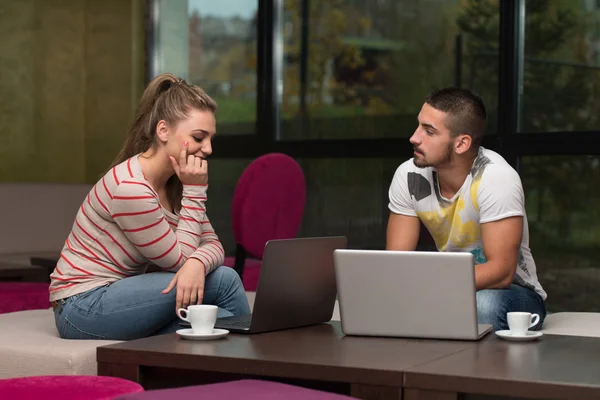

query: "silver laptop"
xmin=333 ymin=249 xmax=492 ymax=340
xmin=212 ymin=236 xmax=347 ymax=334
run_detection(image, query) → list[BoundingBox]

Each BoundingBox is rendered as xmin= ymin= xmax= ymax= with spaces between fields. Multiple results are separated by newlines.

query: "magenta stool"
xmin=114 ymin=379 xmax=355 ymax=399
xmin=0 ymin=375 xmax=144 ymax=399
xmin=0 ymin=282 xmax=51 ymax=314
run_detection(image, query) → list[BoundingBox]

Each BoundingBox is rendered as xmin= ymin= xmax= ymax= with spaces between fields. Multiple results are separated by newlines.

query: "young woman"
xmin=49 ymin=73 xmax=250 ymax=340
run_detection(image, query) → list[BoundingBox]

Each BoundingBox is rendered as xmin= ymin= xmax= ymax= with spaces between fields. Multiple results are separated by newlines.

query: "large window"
xmin=151 ymin=0 xmax=258 ymax=135
xmin=296 ymin=158 xmax=406 ymax=248
xmin=148 ymin=0 xmax=600 ymax=313
xmin=522 ymin=1 xmax=600 ymax=133
xmin=521 ymin=155 xmax=600 ymax=312
xmin=280 ymin=0 xmax=499 ymax=140
xmin=206 ymin=157 xmax=406 ymax=254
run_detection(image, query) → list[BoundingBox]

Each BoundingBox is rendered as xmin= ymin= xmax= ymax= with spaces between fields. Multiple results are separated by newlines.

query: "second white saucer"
xmin=495 ymin=330 xmax=543 ymax=342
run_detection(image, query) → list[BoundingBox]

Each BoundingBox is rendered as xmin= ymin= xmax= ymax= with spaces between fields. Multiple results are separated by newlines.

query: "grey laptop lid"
xmin=333 ymin=250 xmax=492 ymax=340
xmin=216 ymin=236 xmax=347 ymax=334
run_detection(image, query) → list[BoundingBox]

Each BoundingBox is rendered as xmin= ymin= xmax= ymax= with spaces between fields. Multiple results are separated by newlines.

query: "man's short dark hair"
xmin=425 ymin=87 xmax=487 ymax=150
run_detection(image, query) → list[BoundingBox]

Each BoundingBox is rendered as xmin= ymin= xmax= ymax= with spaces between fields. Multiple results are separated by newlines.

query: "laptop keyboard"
xmin=217 ymin=314 xmax=252 ymax=327
xmin=224 ymin=319 xmax=251 ymax=327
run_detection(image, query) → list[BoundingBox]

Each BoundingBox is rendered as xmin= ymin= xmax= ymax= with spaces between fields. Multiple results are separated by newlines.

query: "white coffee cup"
xmin=507 ymin=312 xmax=540 ymax=336
xmin=177 ymin=305 xmax=218 ymax=335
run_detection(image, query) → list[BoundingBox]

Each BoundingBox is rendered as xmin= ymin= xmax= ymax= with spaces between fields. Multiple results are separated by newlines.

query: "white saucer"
xmin=495 ymin=330 xmax=543 ymax=342
xmin=176 ymin=328 xmax=229 ymax=341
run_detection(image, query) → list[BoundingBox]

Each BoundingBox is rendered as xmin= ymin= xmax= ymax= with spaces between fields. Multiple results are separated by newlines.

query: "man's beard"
xmin=412 ymin=143 xmax=453 ymax=168
xmin=412 ymin=152 xmax=429 ymax=168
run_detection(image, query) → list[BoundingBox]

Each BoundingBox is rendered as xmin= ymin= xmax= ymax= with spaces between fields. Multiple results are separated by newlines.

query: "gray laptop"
xmin=212 ymin=236 xmax=347 ymax=334
xmin=333 ymin=249 xmax=492 ymax=340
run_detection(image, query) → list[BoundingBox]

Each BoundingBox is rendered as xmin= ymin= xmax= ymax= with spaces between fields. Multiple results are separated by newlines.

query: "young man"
xmin=386 ymin=87 xmax=546 ymax=332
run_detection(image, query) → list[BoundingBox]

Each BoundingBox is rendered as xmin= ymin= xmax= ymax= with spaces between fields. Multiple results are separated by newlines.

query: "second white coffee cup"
xmin=177 ymin=304 xmax=218 ymax=335
xmin=507 ymin=311 xmax=540 ymax=336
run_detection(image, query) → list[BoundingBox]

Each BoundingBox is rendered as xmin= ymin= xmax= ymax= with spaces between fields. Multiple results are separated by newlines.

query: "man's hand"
xmin=162 ymin=258 xmax=206 ymax=310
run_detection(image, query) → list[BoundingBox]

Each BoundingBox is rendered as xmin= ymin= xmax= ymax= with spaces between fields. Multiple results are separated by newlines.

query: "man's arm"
xmin=475 ymin=216 xmax=522 ymax=290
xmin=386 ymin=212 xmax=421 ymax=251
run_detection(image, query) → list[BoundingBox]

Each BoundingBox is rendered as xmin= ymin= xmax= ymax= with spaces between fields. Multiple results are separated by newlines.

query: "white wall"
xmin=0 ymin=183 xmax=92 ymax=254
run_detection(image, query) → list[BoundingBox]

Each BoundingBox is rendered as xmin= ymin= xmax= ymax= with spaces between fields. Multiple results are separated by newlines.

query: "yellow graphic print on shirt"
xmin=417 ymin=197 xmax=480 ymax=251
xmin=416 ymin=159 xmax=487 ymax=251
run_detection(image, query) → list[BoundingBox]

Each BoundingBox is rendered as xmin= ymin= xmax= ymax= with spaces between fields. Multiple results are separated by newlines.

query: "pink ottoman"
xmin=114 ymin=379 xmax=355 ymax=399
xmin=0 ymin=282 xmax=51 ymax=314
xmin=0 ymin=375 xmax=143 ymax=399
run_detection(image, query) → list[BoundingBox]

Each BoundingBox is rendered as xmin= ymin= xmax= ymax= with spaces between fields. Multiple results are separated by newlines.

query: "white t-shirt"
xmin=388 ymin=147 xmax=546 ymax=299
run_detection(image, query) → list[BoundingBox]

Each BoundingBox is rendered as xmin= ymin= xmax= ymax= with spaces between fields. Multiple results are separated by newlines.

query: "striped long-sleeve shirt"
xmin=49 ymin=154 xmax=224 ymax=301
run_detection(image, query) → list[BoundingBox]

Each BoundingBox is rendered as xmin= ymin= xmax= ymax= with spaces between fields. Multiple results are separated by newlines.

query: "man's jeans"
xmin=477 ymin=284 xmax=546 ymax=331
xmin=53 ymin=266 xmax=250 ymax=340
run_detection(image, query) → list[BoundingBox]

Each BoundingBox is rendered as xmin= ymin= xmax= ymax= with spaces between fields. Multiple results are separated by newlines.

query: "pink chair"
xmin=0 ymin=282 xmax=51 ymax=314
xmin=0 ymin=375 xmax=143 ymax=399
xmin=223 ymin=153 xmax=306 ymax=291
xmin=114 ymin=379 xmax=355 ymax=399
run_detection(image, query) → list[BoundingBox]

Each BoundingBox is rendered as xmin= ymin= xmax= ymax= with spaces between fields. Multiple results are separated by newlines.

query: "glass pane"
xmin=280 ymin=0 xmax=499 ymax=140
xmin=207 ymin=157 xmax=412 ymax=253
xmin=153 ymin=0 xmax=258 ymax=135
xmin=296 ymin=158 xmax=407 ymax=249
xmin=521 ymin=155 xmax=600 ymax=312
xmin=522 ymin=1 xmax=600 ymax=132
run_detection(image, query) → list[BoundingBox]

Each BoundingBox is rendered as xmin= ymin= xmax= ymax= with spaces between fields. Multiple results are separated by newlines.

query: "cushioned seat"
xmin=0 ymin=375 xmax=143 ymax=399
xmin=0 ymin=309 xmax=120 ymax=378
xmin=0 ymin=291 xmax=339 ymax=379
xmin=541 ymin=312 xmax=600 ymax=337
xmin=114 ymin=379 xmax=354 ymax=399
xmin=0 ymin=282 xmax=51 ymax=314
xmin=0 ymin=292 xmax=258 ymax=378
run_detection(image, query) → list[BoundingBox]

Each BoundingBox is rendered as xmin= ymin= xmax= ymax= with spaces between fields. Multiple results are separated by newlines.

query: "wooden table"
xmin=97 ymin=321 xmax=477 ymax=399
xmin=29 ymin=253 xmax=59 ymax=273
xmin=0 ymin=262 xmax=48 ymax=282
xmin=30 ymin=253 xmax=163 ymax=275
xmin=403 ymin=334 xmax=600 ymax=400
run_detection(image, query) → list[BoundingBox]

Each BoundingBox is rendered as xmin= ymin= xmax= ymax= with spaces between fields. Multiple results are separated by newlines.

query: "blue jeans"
xmin=53 ymin=266 xmax=250 ymax=340
xmin=477 ymin=284 xmax=546 ymax=332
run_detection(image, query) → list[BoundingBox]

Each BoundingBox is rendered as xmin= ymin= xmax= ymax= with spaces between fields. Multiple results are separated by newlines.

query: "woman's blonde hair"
xmin=111 ymin=73 xmax=217 ymax=213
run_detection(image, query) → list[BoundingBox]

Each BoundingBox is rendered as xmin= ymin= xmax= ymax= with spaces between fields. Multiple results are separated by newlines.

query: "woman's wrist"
xmin=186 ymin=257 xmax=206 ymax=275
